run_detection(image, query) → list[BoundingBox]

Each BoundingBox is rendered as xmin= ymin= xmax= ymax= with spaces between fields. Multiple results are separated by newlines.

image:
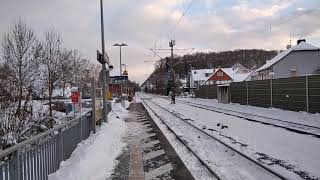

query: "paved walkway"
xmin=110 ymin=103 xmax=194 ymax=180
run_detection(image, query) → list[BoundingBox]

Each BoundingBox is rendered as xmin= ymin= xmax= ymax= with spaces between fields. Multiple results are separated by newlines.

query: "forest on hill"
xmin=153 ymin=49 xmax=278 ymax=80
xmin=143 ymin=49 xmax=278 ymax=95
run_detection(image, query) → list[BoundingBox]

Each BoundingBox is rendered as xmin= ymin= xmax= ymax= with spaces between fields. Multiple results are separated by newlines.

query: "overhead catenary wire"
xmin=245 ymin=8 xmax=320 ymax=39
xmin=277 ymin=8 xmax=318 ymax=25
xmin=153 ymin=0 xmax=194 ymax=51
xmin=167 ymin=0 xmax=194 ymax=39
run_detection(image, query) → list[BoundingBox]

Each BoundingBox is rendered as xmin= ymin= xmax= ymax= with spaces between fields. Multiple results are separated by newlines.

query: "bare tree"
xmin=40 ymin=30 xmax=69 ymax=117
xmin=87 ymin=63 xmax=101 ymax=84
xmin=68 ymin=50 xmax=90 ymax=84
xmin=57 ymin=50 xmax=73 ymax=97
xmin=1 ymin=20 xmax=42 ymax=116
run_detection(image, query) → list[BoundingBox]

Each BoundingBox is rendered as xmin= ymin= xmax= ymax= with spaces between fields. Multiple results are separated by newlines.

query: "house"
xmin=179 ymin=78 xmax=188 ymax=92
xmin=201 ymin=65 xmax=252 ymax=103
xmin=202 ymin=68 xmax=252 ymax=85
xmin=189 ymin=69 xmax=214 ymax=89
xmin=251 ymin=39 xmax=320 ymax=80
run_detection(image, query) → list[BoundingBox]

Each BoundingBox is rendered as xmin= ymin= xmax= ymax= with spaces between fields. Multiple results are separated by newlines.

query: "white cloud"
xmin=231 ymin=0 xmax=292 ymax=21
xmin=0 ymin=0 xmax=319 ymax=84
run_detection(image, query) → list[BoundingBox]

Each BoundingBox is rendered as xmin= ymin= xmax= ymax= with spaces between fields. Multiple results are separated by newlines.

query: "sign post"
xmin=96 ymin=49 xmax=111 ymax=123
xmin=70 ymin=87 xmax=81 ymax=117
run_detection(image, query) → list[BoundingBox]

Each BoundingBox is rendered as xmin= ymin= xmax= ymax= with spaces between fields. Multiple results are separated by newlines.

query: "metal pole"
xmin=91 ymin=78 xmax=96 ymax=134
xmin=246 ymin=81 xmax=249 ymax=105
xmin=120 ymin=46 xmax=122 ymax=75
xmin=306 ymin=75 xmax=309 ymax=112
xmin=270 ymin=78 xmax=273 ymax=107
xmin=118 ymin=46 xmax=125 ymax=107
xmin=170 ymin=40 xmax=176 ymax=103
xmin=100 ymin=0 xmax=108 ymax=123
xmin=120 ymin=46 xmax=123 ymax=106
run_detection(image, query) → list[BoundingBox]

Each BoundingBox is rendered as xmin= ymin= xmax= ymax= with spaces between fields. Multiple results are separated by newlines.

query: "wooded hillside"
xmin=171 ymin=49 xmax=278 ymax=79
xmin=144 ymin=49 xmax=278 ymax=94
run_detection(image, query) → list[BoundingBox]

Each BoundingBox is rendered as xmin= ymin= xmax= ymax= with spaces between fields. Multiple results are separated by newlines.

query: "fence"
xmin=195 ymin=84 xmax=217 ymax=99
xmin=195 ymin=75 xmax=320 ymax=113
xmin=0 ymin=111 xmax=94 ymax=180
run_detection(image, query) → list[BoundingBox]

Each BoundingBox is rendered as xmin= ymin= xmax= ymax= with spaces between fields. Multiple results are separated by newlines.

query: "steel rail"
xmin=176 ymin=99 xmax=320 ymax=138
xmin=139 ymin=96 xmax=222 ymax=180
xmin=142 ymin=96 xmax=287 ymax=180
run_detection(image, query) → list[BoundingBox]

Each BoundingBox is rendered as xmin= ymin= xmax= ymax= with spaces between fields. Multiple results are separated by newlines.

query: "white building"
xmin=189 ymin=69 xmax=214 ymax=88
xmin=251 ymin=40 xmax=320 ymax=80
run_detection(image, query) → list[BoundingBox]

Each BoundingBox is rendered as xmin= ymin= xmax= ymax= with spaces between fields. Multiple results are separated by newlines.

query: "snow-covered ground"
xmin=141 ymin=97 xmax=215 ymax=180
xmin=140 ymin=93 xmax=320 ymax=180
xmin=48 ymin=103 xmax=127 ymax=180
xmin=178 ymin=97 xmax=320 ymax=128
xmin=52 ymin=86 xmax=71 ymax=97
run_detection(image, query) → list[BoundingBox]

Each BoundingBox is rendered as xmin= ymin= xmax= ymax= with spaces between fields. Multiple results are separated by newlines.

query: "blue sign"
xmin=110 ymin=76 xmax=128 ymax=83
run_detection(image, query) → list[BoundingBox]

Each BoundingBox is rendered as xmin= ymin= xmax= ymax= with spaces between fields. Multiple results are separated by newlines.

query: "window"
xmin=205 ymin=73 xmax=211 ymax=77
xmin=290 ymin=69 xmax=297 ymax=77
xmin=217 ymin=71 xmax=223 ymax=76
xmin=194 ymin=71 xmax=197 ymax=74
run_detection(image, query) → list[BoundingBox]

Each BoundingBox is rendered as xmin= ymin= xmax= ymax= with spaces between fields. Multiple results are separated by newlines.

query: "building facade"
xmin=189 ymin=69 xmax=214 ymax=88
xmin=252 ymin=40 xmax=320 ymax=80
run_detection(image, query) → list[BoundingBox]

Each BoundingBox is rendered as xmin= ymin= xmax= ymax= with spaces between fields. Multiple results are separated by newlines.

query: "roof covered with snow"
xmin=191 ymin=69 xmax=214 ymax=81
xmin=202 ymin=67 xmax=252 ymax=85
xmin=257 ymin=42 xmax=319 ymax=72
xmin=109 ymin=69 xmax=121 ymax=77
xmin=180 ymin=79 xmax=187 ymax=84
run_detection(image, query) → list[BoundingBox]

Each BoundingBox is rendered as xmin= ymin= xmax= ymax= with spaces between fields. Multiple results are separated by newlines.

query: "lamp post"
xmin=113 ymin=43 xmax=127 ymax=75
xmin=113 ymin=43 xmax=127 ymax=106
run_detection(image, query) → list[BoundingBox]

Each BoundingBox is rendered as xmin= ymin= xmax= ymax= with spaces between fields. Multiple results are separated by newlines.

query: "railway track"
xmin=139 ymin=95 xmax=288 ymax=180
xmin=176 ymin=99 xmax=320 ymax=138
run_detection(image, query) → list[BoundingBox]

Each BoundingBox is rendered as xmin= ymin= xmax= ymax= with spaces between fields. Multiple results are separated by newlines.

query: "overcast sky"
xmin=0 ymin=0 xmax=319 ymax=83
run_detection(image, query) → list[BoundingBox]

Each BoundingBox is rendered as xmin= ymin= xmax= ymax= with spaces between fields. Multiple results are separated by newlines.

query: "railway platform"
xmin=110 ymin=102 xmax=194 ymax=180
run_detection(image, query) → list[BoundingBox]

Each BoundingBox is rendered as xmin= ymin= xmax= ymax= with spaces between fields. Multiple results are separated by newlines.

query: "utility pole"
xmin=100 ymin=0 xmax=108 ymax=123
xmin=149 ymin=40 xmax=194 ymax=100
xmin=169 ymin=39 xmax=176 ymax=103
xmin=170 ymin=39 xmax=175 ymax=60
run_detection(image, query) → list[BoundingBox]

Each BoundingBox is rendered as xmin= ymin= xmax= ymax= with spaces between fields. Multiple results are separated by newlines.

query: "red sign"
xmin=71 ymin=92 xmax=80 ymax=103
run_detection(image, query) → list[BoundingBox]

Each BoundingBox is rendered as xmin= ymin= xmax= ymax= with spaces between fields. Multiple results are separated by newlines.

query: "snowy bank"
xmin=48 ymin=103 xmax=127 ymax=180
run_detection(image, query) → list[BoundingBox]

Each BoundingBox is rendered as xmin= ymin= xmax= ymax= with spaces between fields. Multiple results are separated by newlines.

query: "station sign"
xmin=97 ymin=50 xmax=110 ymax=65
xmin=110 ymin=75 xmax=128 ymax=84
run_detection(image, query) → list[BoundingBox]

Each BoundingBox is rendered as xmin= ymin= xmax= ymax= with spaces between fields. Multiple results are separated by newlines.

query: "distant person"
xmin=169 ymin=90 xmax=175 ymax=104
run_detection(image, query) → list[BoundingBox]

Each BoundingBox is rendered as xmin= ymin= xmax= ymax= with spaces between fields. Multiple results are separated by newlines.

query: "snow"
xmin=141 ymin=96 xmax=215 ymax=180
xmin=144 ymin=98 xmax=280 ymax=179
xmin=141 ymin=93 xmax=320 ymax=179
xmin=256 ymin=42 xmax=319 ymax=72
xmin=109 ymin=68 xmax=121 ymax=76
xmin=48 ymin=103 xmax=127 ymax=180
xmin=178 ymin=97 xmax=320 ymax=128
xmin=52 ymin=86 xmax=71 ymax=97
xmin=191 ymin=69 xmax=214 ymax=81
xmin=124 ymin=100 xmax=131 ymax=109
xmin=232 ymin=72 xmax=253 ymax=82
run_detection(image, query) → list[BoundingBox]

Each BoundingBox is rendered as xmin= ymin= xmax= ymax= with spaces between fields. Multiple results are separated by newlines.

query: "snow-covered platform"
xmin=111 ymin=102 xmax=194 ymax=180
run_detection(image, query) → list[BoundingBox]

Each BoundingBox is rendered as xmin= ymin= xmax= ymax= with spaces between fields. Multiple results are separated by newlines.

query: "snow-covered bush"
xmin=0 ymin=100 xmax=57 ymax=150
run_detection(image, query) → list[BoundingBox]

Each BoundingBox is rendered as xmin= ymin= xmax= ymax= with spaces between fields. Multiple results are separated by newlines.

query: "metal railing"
xmin=0 ymin=111 xmax=94 ymax=180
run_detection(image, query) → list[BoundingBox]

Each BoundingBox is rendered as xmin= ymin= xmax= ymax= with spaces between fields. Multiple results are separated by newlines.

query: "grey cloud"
xmin=0 ymin=0 xmax=319 ymax=83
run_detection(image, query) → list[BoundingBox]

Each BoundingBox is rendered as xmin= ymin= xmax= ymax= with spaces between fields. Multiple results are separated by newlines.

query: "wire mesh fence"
xmin=0 ymin=111 xmax=93 ymax=180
